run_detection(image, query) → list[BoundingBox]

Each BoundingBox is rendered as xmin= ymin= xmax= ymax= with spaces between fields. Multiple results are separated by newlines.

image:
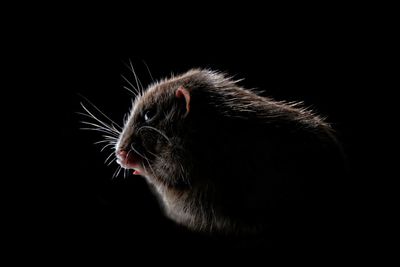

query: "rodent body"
xmin=113 ymin=69 xmax=344 ymax=234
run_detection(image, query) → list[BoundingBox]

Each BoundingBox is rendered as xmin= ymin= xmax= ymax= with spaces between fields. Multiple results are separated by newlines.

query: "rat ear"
xmin=175 ymin=86 xmax=190 ymax=117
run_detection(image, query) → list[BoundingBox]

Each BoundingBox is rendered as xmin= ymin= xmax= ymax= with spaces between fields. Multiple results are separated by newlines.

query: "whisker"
xmin=75 ymin=112 xmax=120 ymax=136
xmin=76 ymin=111 xmax=99 ymax=120
xmin=128 ymin=59 xmax=144 ymax=94
xmin=82 ymin=128 xmax=118 ymax=139
xmin=101 ymin=143 xmax=115 ymax=152
xmin=142 ymin=60 xmax=154 ymax=82
xmin=78 ymin=95 xmax=122 ymax=130
xmin=78 ymin=111 xmax=118 ymax=131
xmin=80 ymin=103 xmax=121 ymax=134
xmin=123 ymin=85 xmax=138 ymax=96
xmin=80 ymin=121 xmax=120 ymax=135
xmin=102 ymin=135 xmax=118 ymax=141
xmin=94 ymin=140 xmax=117 ymax=145
xmin=80 ymin=120 xmax=119 ymax=132
xmin=116 ymin=166 xmax=123 ymax=177
xmin=104 ymin=151 xmax=115 ymax=164
xmin=121 ymin=74 xmax=140 ymax=95
xmin=107 ymin=157 xmax=117 ymax=166
xmin=80 ymin=127 xmax=119 ymax=137
xmin=79 ymin=112 xmax=121 ymax=135
xmin=111 ymin=124 xmax=120 ymax=134
xmin=113 ymin=166 xmax=122 ymax=179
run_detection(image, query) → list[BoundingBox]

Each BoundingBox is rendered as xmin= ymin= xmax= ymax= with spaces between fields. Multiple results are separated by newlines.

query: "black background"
xmin=8 ymin=7 xmax=390 ymax=259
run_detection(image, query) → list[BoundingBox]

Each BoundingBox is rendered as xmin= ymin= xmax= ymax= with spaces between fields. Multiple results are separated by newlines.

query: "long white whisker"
xmin=107 ymin=157 xmax=117 ymax=166
xmin=111 ymin=124 xmax=120 ymax=134
xmin=80 ymin=121 xmax=119 ymax=133
xmin=81 ymin=108 xmax=119 ymax=133
xmin=104 ymin=151 xmax=115 ymax=164
xmin=116 ymin=166 xmax=123 ymax=177
xmin=80 ymin=103 xmax=121 ymax=133
xmin=123 ymin=85 xmax=138 ymax=96
xmin=79 ymin=113 xmax=120 ymax=136
xmin=113 ymin=166 xmax=121 ymax=179
xmin=121 ymin=75 xmax=140 ymax=95
xmin=76 ymin=111 xmax=100 ymax=120
xmin=102 ymin=135 xmax=118 ymax=141
xmin=78 ymin=96 xmax=122 ymax=130
xmin=101 ymin=143 xmax=115 ymax=152
xmin=78 ymin=112 xmax=122 ymax=134
xmin=80 ymin=121 xmax=120 ymax=135
xmin=128 ymin=59 xmax=144 ymax=94
xmin=94 ymin=140 xmax=117 ymax=145
xmin=142 ymin=60 xmax=154 ymax=82
xmin=80 ymin=127 xmax=119 ymax=137
xmin=82 ymin=127 xmax=118 ymax=138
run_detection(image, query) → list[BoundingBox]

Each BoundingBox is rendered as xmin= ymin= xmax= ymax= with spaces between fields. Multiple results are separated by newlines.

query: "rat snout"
xmin=115 ymin=149 xmax=142 ymax=175
xmin=116 ymin=149 xmax=128 ymax=162
xmin=115 ymin=149 xmax=131 ymax=167
xmin=115 ymin=149 xmax=130 ymax=167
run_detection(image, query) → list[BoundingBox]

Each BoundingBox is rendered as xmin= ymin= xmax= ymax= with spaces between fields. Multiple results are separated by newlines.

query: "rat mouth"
xmin=116 ymin=150 xmax=144 ymax=175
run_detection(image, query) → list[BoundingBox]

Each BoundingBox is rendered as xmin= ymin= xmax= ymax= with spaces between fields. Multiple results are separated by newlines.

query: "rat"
xmin=83 ymin=68 xmax=345 ymax=236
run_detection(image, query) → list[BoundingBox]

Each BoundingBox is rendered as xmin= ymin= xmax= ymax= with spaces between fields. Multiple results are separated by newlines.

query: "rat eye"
xmin=144 ymin=108 xmax=157 ymax=122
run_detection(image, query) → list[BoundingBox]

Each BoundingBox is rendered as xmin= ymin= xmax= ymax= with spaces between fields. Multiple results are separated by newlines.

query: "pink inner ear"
xmin=175 ymin=86 xmax=190 ymax=116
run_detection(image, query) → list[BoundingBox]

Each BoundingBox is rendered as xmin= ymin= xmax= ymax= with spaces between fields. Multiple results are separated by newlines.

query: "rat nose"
xmin=116 ymin=149 xmax=128 ymax=160
xmin=115 ymin=148 xmax=141 ymax=173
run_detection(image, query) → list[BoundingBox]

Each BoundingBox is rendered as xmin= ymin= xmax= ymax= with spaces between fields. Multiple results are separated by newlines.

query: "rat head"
xmin=115 ymin=69 xmax=242 ymax=188
xmin=115 ymin=71 xmax=195 ymax=188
